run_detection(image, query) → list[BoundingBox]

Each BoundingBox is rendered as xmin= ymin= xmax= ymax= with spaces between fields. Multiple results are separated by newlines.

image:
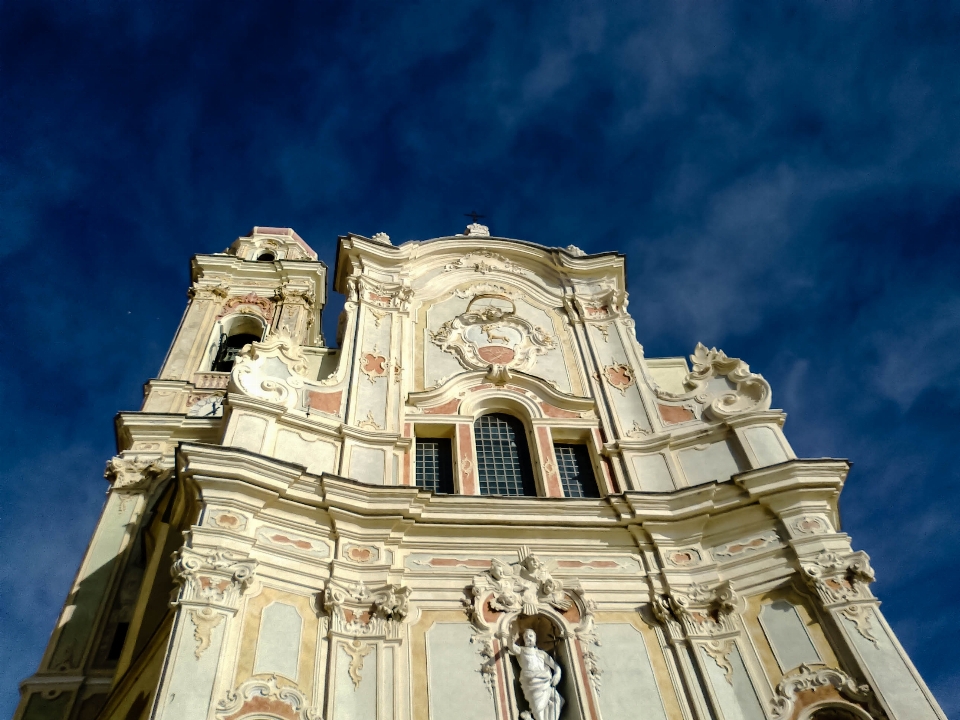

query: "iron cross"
xmin=464 ymin=211 xmax=485 ymax=224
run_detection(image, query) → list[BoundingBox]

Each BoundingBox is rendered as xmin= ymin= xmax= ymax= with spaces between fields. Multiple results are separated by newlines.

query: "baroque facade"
xmin=16 ymin=225 xmax=945 ymax=720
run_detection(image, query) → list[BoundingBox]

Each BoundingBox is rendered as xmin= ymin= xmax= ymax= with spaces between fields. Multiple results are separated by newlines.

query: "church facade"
xmin=16 ymin=225 xmax=944 ymax=720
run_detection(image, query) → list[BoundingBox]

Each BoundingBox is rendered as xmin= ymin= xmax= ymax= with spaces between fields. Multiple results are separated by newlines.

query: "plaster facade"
xmin=15 ymin=224 xmax=945 ymax=720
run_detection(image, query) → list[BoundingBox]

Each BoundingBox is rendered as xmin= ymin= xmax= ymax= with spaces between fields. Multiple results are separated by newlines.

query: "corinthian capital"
xmin=104 ymin=456 xmax=166 ymax=492
xmin=171 ymin=547 xmax=257 ymax=612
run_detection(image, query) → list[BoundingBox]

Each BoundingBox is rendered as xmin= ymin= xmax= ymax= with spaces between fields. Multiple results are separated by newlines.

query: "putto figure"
xmin=505 ymin=629 xmax=564 ymax=720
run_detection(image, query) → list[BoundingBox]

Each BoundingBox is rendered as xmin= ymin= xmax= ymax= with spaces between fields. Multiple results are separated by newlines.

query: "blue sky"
xmin=1 ymin=0 xmax=959 ymax=714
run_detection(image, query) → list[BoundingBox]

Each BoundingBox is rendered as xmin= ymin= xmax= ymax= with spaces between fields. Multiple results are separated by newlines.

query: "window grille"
xmin=554 ymin=443 xmax=600 ymax=498
xmin=415 ymin=438 xmax=454 ymax=494
xmin=474 ymin=413 xmax=537 ymax=496
xmin=212 ymin=332 xmax=261 ymax=372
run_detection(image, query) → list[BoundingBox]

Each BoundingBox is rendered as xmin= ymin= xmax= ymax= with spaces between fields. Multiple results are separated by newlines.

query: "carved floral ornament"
xmin=429 ymin=294 xmax=556 ymax=377
xmin=653 ymin=342 xmax=773 ymax=420
xmin=465 ymin=548 xmax=602 ymax=698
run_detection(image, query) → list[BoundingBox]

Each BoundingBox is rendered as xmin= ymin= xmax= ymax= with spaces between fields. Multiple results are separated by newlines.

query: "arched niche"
xmin=504 ymin=612 xmax=585 ymax=720
xmin=800 ymin=702 xmax=873 ymax=720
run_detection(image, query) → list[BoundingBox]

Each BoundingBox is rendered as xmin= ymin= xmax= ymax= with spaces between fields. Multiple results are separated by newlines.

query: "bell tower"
xmin=16 ymin=223 xmax=945 ymax=720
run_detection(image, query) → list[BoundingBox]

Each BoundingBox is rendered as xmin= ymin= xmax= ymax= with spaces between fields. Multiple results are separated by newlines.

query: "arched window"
xmin=207 ymin=315 xmax=266 ymax=373
xmin=212 ymin=332 xmax=260 ymax=372
xmin=474 ymin=413 xmax=537 ymax=496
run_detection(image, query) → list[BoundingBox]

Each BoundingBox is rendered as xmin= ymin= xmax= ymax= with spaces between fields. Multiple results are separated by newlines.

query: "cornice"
xmin=176 ymin=443 xmax=851 ymax=532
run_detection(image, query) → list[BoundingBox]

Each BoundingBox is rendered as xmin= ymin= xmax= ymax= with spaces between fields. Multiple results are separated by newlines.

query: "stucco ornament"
xmin=171 ymin=547 xmax=257 ymax=612
xmin=466 ymin=549 xmax=602 ymax=699
xmin=506 ymin=628 xmax=564 ymax=720
xmin=321 ymin=579 xmax=411 ymax=639
xmin=654 ymin=342 xmax=772 ymax=420
xmin=104 ymin=456 xmax=166 ymax=492
xmin=652 ymin=581 xmax=742 ymax=684
xmin=770 ymin=664 xmax=880 ymax=720
xmin=217 ymin=674 xmax=322 ymax=720
xmin=801 ymin=550 xmax=879 ymax=645
xmin=429 ymin=294 xmax=555 ymax=375
xmin=230 ymin=328 xmax=309 ymax=409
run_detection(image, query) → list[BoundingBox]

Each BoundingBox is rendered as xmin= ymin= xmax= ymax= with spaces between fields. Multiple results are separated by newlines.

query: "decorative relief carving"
xmin=769 ymin=664 xmax=879 ymax=720
xmin=466 ymin=549 xmax=601 ymax=701
xmin=564 ymin=244 xmax=586 ymax=257
xmin=104 ymin=456 xmax=166 ymax=493
xmin=468 ymin=549 xmax=572 ymax=620
xmin=654 ymin=343 xmax=772 ymax=420
xmin=189 ymin=606 xmax=224 ymax=659
xmin=188 ymin=282 xmax=230 ymax=301
xmin=653 ymin=581 xmax=740 ymax=639
xmin=342 ymin=638 xmax=373 ymax=689
xmin=321 ymin=580 xmax=410 ymax=639
xmin=217 ymin=674 xmax=321 ymax=720
xmin=443 ymin=250 xmax=526 ymax=275
xmin=357 ymin=410 xmax=383 ymax=430
xmin=172 ymin=547 xmax=257 ymax=612
xmin=429 ymin=294 xmax=555 ymax=375
xmin=712 ymin=531 xmax=779 ymax=560
xmin=801 ymin=551 xmax=878 ymax=645
xmin=216 ymin=292 xmax=275 ymax=323
xmin=370 ymin=231 xmax=391 ymax=244
xmin=602 ymin=363 xmax=635 ymax=396
xmin=360 ymin=277 xmax=412 ymax=310
xmin=274 ymin=282 xmax=316 ymax=309
xmin=470 ymin=628 xmax=498 ymax=696
xmin=702 ymin=638 xmax=736 ymax=683
xmin=231 ymin=329 xmax=310 ymax=409
xmin=570 ymin=285 xmax=628 ymax=323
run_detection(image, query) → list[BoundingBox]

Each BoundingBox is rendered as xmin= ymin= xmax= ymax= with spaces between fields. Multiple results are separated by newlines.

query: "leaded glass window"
xmin=474 ymin=413 xmax=537 ymax=496
xmin=554 ymin=443 xmax=600 ymax=498
xmin=415 ymin=438 xmax=454 ymax=494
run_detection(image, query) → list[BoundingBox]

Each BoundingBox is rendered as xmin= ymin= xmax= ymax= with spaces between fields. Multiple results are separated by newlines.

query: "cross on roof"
xmin=464 ymin=211 xmax=485 ymax=224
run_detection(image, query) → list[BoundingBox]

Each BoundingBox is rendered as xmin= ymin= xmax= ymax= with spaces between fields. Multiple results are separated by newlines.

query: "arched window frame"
xmin=203 ymin=313 xmax=268 ymax=373
xmin=456 ymin=394 xmax=544 ymax=497
xmin=473 ymin=412 xmax=538 ymax=497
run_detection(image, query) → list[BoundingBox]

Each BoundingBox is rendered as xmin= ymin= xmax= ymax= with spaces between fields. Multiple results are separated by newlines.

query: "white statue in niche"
xmin=504 ymin=628 xmax=564 ymax=720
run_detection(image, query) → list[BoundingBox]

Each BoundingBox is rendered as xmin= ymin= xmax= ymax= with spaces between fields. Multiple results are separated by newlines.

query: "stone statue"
xmin=505 ymin=629 xmax=564 ymax=720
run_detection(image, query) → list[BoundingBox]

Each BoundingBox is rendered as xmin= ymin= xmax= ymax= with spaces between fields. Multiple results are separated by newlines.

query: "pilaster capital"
xmin=171 ymin=547 xmax=257 ymax=613
xmin=104 ymin=455 xmax=167 ymax=493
